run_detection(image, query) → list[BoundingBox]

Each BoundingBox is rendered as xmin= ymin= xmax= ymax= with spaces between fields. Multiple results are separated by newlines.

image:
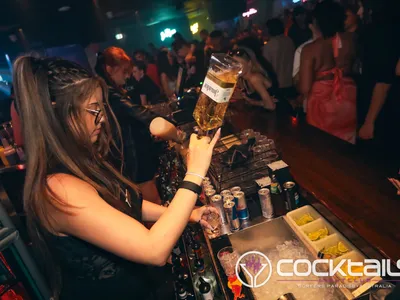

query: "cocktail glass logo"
xmin=235 ymin=251 xmax=272 ymax=288
xmin=235 ymin=251 xmax=400 ymax=288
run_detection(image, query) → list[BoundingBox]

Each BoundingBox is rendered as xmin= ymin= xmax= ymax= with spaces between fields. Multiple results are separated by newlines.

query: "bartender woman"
xmin=13 ymin=56 xmax=220 ymax=299
xmin=95 ymin=47 xmax=180 ymax=204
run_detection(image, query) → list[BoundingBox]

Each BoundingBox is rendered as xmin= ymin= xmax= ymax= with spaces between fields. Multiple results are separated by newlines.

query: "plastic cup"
xmin=217 ymin=246 xmax=240 ymax=276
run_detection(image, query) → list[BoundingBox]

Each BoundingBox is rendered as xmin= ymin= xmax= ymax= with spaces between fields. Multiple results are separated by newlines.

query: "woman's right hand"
xmin=186 ymin=129 xmax=221 ymax=177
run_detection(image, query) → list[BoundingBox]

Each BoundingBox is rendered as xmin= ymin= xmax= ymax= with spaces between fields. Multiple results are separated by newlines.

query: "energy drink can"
xmin=224 ymin=200 xmax=240 ymax=231
xmin=205 ymin=188 xmax=216 ymax=204
xmin=233 ymin=191 xmax=249 ymax=220
xmin=210 ymin=195 xmax=227 ymax=224
xmin=220 ymin=190 xmax=232 ymax=201
xmin=230 ymin=186 xmax=241 ymax=194
xmin=223 ymin=195 xmax=234 ymax=204
xmin=258 ymin=188 xmax=274 ymax=219
xmin=283 ymin=182 xmax=299 ymax=211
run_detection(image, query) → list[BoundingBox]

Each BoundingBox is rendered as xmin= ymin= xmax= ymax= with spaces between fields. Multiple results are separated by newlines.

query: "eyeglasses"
xmin=228 ymin=49 xmax=250 ymax=58
xmin=84 ymin=105 xmax=106 ymax=125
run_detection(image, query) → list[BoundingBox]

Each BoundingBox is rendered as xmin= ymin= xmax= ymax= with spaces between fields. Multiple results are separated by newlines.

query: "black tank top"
xmin=43 ymin=165 xmax=154 ymax=300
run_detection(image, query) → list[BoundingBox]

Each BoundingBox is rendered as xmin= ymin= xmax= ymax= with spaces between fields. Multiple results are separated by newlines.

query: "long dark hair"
xmin=314 ymin=1 xmax=345 ymax=38
xmin=13 ymin=56 xmax=140 ymax=298
xmin=157 ymin=50 xmax=178 ymax=81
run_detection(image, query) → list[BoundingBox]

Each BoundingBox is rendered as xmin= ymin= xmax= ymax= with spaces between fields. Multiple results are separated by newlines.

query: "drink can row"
xmin=283 ymin=182 xmax=299 ymax=211
xmin=220 ymin=190 xmax=232 ymax=200
xmin=233 ymin=191 xmax=249 ymax=220
xmin=223 ymin=200 xmax=240 ymax=231
xmin=205 ymin=188 xmax=216 ymax=204
xmin=210 ymin=195 xmax=227 ymax=224
xmin=230 ymin=186 xmax=241 ymax=194
xmin=258 ymin=188 xmax=274 ymax=219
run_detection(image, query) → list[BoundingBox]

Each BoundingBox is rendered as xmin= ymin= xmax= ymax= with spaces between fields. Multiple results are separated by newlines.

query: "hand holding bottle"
xmin=186 ymin=129 xmax=221 ymax=178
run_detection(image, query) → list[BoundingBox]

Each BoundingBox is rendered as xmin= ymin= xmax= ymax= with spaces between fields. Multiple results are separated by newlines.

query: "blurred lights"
xmin=160 ymin=28 xmax=176 ymax=41
xmin=115 ymin=33 xmax=124 ymax=40
xmin=242 ymin=8 xmax=257 ymax=18
xmin=190 ymin=23 xmax=199 ymax=34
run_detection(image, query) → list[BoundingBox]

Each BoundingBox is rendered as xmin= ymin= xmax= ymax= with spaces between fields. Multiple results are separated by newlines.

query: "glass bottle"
xmin=193 ymin=54 xmax=242 ymax=132
xmin=192 ymin=241 xmax=203 ymax=259
xmin=270 ymin=175 xmax=282 ymax=194
xmin=199 ymin=277 xmax=214 ymax=300
xmin=193 ymin=258 xmax=217 ymax=296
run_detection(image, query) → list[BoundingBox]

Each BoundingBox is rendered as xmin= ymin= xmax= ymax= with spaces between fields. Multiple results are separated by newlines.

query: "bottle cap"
xmin=194 ymin=258 xmax=204 ymax=271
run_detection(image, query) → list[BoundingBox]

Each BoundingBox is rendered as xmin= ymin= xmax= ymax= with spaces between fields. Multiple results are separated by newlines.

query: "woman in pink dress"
xmin=299 ymin=1 xmax=357 ymax=144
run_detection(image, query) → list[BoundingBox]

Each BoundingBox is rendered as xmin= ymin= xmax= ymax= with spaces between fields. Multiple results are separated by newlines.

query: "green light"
xmin=200 ymin=81 xmax=203 ymax=85
xmin=160 ymin=28 xmax=176 ymax=41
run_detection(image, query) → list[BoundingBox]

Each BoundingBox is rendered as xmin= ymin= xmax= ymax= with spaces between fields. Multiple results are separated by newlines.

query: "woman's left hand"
xmin=190 ymin=206 xmax=220 ymax=230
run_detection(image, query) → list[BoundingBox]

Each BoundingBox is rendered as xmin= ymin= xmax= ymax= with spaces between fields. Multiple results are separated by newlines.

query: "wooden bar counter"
xmin=224 ymin=101 xmax=400 ymax=263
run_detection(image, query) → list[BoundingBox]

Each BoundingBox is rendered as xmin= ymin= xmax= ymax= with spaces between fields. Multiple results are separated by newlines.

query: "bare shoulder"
xmin=302 ymin=41 xmax=316 ymax=57
xmin=47 ymin=173 xmax=98 ymax=207
xmin=248 ymin=73 xmax=268 ymax=85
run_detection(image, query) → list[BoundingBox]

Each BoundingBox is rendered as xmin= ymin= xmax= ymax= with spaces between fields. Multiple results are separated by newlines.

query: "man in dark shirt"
xmin=358 ymin=1 xmax=400 ymax=163
xmin=172 ymin=39 xmax=206 ymax=87
xmin=199 ymin=29 xmax=209 ymax=52
xmin=288 ymin=6 xmax=312 ymax=48
xmin=129 ymin=61 xmax=161 ymax=106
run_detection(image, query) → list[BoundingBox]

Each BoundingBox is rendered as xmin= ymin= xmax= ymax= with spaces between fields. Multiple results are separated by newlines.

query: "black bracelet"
xmin=179 ymin=181 xmax=202 ymax=195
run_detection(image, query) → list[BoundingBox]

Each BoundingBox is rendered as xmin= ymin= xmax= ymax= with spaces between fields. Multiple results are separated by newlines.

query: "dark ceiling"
xmin=0 ymin=0 xmax=190 ymax=49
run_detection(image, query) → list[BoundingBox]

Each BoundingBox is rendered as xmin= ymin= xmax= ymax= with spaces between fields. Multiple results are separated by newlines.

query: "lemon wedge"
xmin=317 ymin=228 xmax=329 ymax=239
xmin=295 ymin=213 xmax=315 ymax=226
xmin=338 ymin=242 xmax=349 ymax=254
xmin=308 ymin=231 xmax=321 ymax=241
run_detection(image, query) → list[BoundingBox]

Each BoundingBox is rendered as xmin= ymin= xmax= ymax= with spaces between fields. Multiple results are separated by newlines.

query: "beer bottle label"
xmin=201 ymin=73 xmax=235 ymax=103
xmin=271 ymin=184 xmax=278 ymax=194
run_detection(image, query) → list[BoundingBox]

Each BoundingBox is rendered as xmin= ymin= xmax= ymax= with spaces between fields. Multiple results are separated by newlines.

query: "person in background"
xmin=95 ymin=47 xmax=181 ymax=205
xmin=357 ymin=0 xmax=400 ymax=159
xmin=148 ymin=43 xmax=160 ymax=63
xmin=231 ymin=47 xmax=276 ymax=111
xmin=263 ymin=18 xmax=295 ymax=99
xmin=288 ymin=6 xmax=313 ymax=48
xmin=207 ymin=30 xmax=229 ymax=54
xmin=293 ymin=12 xmax=321 ymax=83
xmin=236 ymin=36 xmax=279 ymax=96
xmin=13 ymin=55 xmax=219 ymax=300
xmin=199 ymin=29 xmax=209 ymax=51
xmin=204 ymin=30 xmax=230 ymax=69
xmin=133 ymin=50 xmax=161 ymax=88
xmin=293 ymin=12 xmax=321 ymax=112
xmin=283 ymin=8 xmax=293 ymax=37
xmin=172 ymin=32 xmax=185 ymax=43
xmin=132 ymin=62 xmax=161 ymax=106
xmin=299 ymin=1 xmax=357 ymax=144
xmin=344 ymin=4 xmax=360 ymax=33
xmin=172 ymin=39 xmax=206 ymax=87
xmin=157 ymin=50 xmax=179 ymax=98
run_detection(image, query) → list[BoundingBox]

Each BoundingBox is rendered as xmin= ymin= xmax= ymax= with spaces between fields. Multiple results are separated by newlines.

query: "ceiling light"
xmin=58 ymin=6 xmax=71 ymax=12
xmin=115 ymin=33 xmax=124 ymax=40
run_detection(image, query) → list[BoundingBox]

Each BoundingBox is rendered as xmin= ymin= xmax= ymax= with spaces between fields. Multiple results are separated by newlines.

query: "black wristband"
xmin=179 ymin=181 xmax=202 ymax=195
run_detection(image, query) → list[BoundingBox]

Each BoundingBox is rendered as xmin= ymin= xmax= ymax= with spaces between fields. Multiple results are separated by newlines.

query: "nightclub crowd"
xmin=3 ymin=0 xmax=400 ymax=299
